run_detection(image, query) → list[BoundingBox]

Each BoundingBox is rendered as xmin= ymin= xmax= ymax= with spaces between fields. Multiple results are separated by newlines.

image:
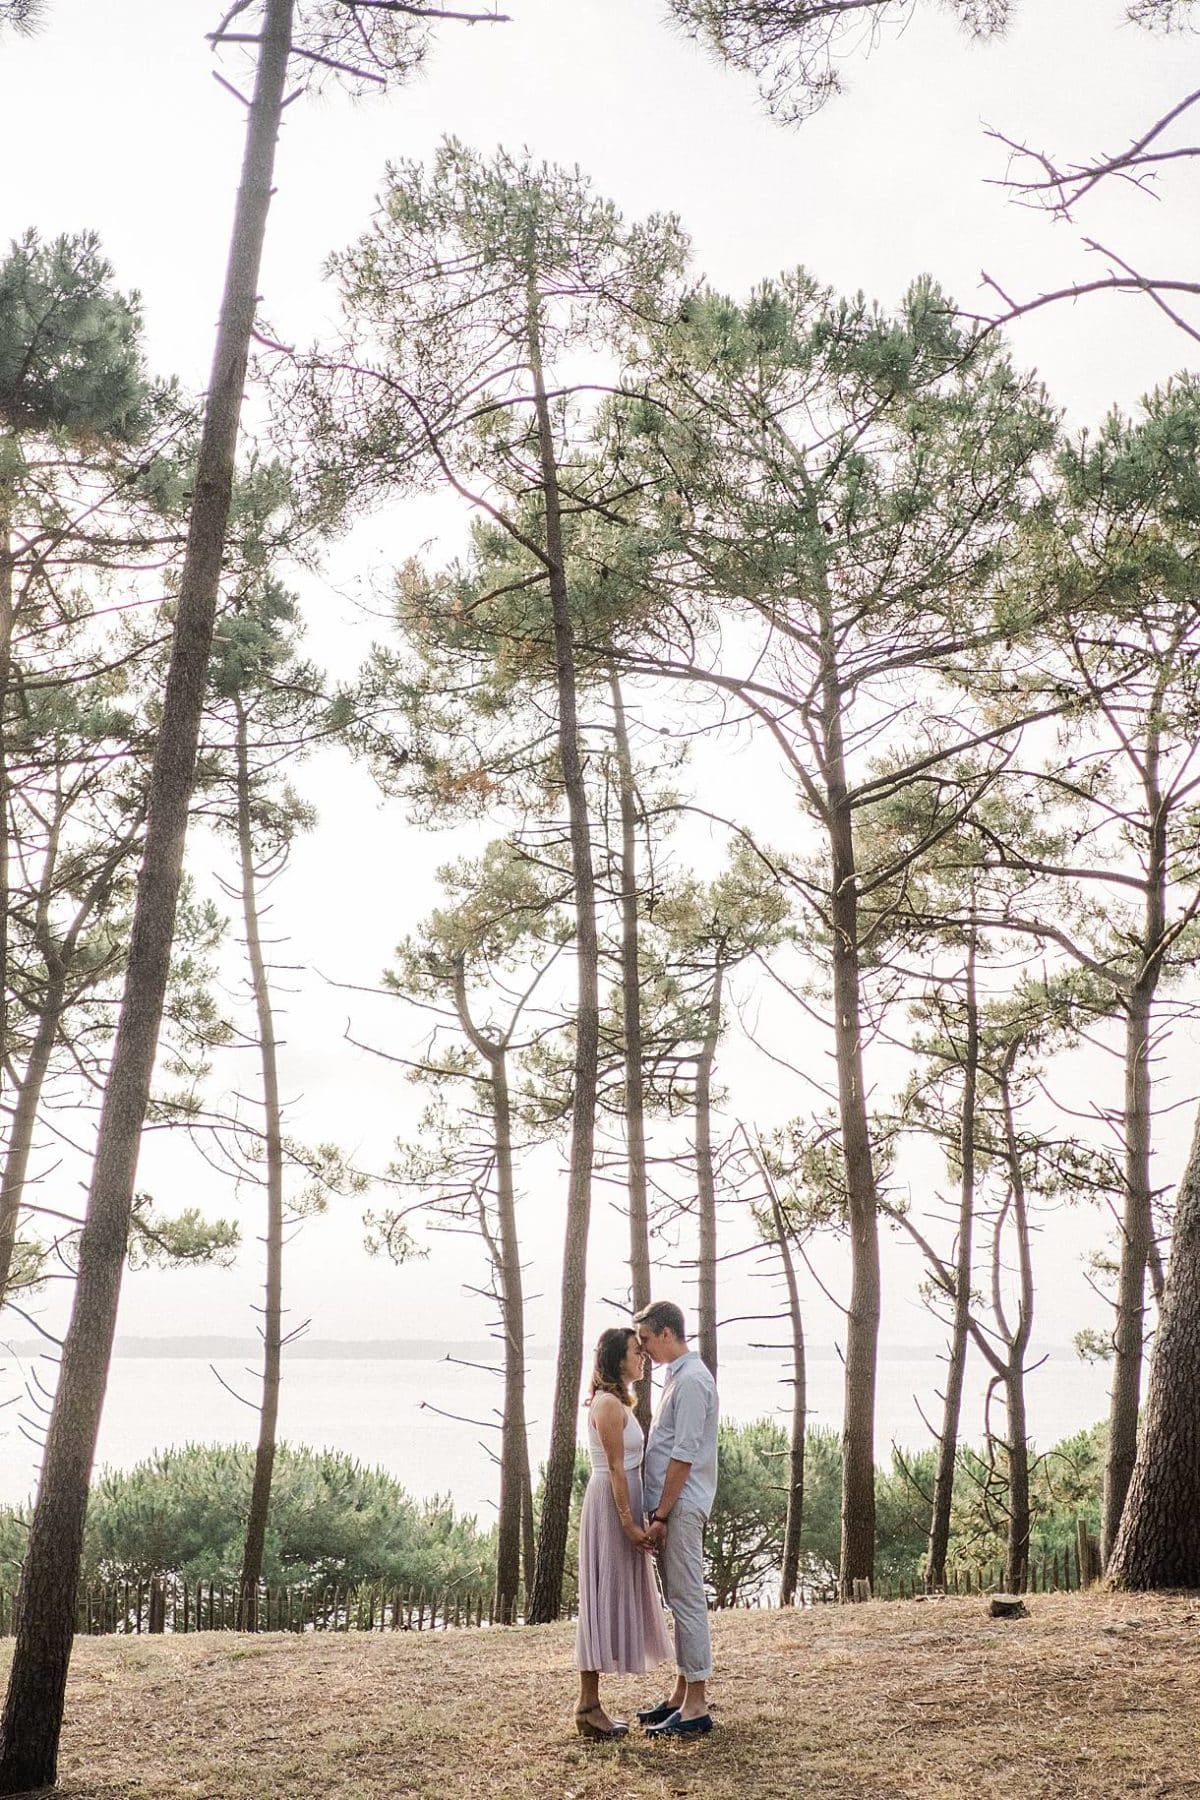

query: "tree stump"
xmin=989 ymin=1594 xmax=1029 ymax=1619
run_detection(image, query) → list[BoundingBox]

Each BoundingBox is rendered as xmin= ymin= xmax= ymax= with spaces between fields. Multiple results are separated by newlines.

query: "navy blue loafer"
xmin=646 ymin=1710 xmax=713 ymax=1738
xmin=637 ymin=1700 xmax=678 ymax=1727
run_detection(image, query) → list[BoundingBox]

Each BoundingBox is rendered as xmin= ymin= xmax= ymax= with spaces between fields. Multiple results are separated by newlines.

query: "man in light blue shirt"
xmin=634 ymin=1300 xmax=719 ymax=1740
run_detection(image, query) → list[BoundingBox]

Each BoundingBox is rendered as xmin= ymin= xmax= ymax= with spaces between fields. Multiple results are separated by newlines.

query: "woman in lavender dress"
xmin=574 ymin=1327 xmax=672 ymax=1740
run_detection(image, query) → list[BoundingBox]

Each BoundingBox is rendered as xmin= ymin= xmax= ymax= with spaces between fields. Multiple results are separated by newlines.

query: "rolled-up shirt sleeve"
xmin=670 ymin=1377 xmax=709 ymax=1463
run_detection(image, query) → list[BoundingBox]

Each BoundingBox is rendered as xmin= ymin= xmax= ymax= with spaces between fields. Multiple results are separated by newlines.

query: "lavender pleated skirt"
xmin=574 ymin=1468 xmax=672 ymax=1674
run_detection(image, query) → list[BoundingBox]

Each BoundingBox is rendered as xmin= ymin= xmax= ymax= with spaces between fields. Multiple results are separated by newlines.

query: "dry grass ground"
xmin=3 ymin=1588 xmax=1198 ymax=1799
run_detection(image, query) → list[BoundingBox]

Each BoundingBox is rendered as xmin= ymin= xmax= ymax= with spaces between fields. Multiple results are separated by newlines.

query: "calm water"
xmin=0 ymin=1346 xmax=1111 ymax=1517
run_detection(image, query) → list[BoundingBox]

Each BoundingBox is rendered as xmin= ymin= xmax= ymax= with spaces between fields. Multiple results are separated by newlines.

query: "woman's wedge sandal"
xmin=575 ymin=1707 xmax=630 ymax=1741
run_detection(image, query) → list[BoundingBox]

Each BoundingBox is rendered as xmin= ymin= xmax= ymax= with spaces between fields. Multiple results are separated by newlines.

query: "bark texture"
xmin=818 ymin=612 xmax=879 ymax=1598
xmin=235 ymin=706 xmax=286 ymax=1617
xmin=447 ymin=955 xmax=530 ymax=1621
xmin=1102 ymin=729 xmax=1166 ymax=1564
xmin=925 ymin=930 xmax=978 ymax=1589
xmin=0 ymin=8 xmax=293 ymax=1786
xmin=489 ymin=1052 xmax=531 ymax=1624
xmin=609 ymin=671 xmax=652 ymax=1428
xmin=694 ymin=961 xmax=723 ymax=1381
xmin=0 ymin=490 xmax=12 ymax=1144
xmin=772 ymin=1191 xmax=807 ymax=1606
xmin=1004 ymin=1363 xmax=1031 ymax=1592
xmin=525 ymin=290 xmax=600 ymax=1625
xmin=1108 ymin=1105 xmax=1200 ymax=1589
xmin=996 ymin=1060 xmax=1034 ymax=1593
xmin=0 ymin=799 xmax=139 ymax=1305
xmin=0 ymin=980 xmax=63 ymax=1302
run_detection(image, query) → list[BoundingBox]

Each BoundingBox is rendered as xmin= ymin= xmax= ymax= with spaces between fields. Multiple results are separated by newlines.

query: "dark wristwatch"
xmin=649 ymin=1510 xmax=667 ymax=1525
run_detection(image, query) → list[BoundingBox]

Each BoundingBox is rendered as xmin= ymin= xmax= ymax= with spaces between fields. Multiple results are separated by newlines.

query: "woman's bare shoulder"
xmin=590 ymin=1391 xmax=624 ymax=1423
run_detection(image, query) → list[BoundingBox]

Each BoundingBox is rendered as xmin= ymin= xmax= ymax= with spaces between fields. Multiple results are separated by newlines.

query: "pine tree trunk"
xmin=832 ymin=861 xmax=880 ymax=1599
xmin=447 ymin=953 xmax=530 ymax=1623
xmin=525 ymin=289 xmax=600 ymax=1626
xmin=1103 ymin=984 xmax=1155 ymax=1564
xmin=0 ymin=803 xmax=141 ymax=1305
xmin=1108 ymin=1104 xmax=1200 ymax=1588
xmin=0 ymin=803 xmax=140 ymax=1306
xmin=694 ymin=962 xmax=723 ymax=1381
xmin=491 ymin=1053 xmax=529 ymax=1625
xmin=235 ymin=706 xmax=285 ymax=1619
xmin=925 ymin=930 xmax=978 ymax=1590
xmin=1103 ymin=736 xmax=1165 ymax=1564
xmin=609 ymin=670 xmax=652 ymax=1428
xmin=0 ymin=9 xmax=294 ymax=1786
xmin=818 ymin=614 xmax=880 ymax=1600
xmin=1005 ymin=1364 xmax=1031 ymax=1593
xmin=447 ymin=954 xmax=530 ymax=1624
xmin=0 ymin=980 xmax=64 ymax=1303
xmin=0 ymin=485 xmax=14 ymax=1150
xmin=1000 ymin=1060 xmax=1034 ymax=1595
xmin=771 ymin=1191 xmax=807 ymax=1606
xmin=520 ymin=1449 xmax=536 ymax=1599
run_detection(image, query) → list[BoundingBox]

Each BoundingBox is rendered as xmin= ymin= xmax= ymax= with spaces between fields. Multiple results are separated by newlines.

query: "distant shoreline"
xmin=4 ymin=1335 xmax=1084 ymax=1364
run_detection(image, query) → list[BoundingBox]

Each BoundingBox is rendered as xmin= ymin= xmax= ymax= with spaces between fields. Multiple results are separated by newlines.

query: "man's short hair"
xmin=633 ymin=1299 xmax=686 ymax=1340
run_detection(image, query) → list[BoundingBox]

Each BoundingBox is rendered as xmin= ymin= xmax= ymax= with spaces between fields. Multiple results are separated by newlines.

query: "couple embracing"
xmin=574 ymin=1300 xmax=718 ymax=1742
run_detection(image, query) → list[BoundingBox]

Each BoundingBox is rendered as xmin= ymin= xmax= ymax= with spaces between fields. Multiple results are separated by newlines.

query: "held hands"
xmin=619 ymin=1513 xmax=654 ymax=1551
xmin=646 ymin=1518 xmax=668 ymax=1554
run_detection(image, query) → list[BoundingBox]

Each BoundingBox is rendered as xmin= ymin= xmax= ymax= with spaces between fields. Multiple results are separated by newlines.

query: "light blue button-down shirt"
xmin=643 ymin=1350 xmax=719 ymax=1517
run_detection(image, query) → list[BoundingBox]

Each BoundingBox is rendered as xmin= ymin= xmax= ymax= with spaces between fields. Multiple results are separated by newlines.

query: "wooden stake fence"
xmin=0 ymin=1580 xmax=508 ymax=1639
xmin=0 ymin=1520 xmax=1102 ymax=1636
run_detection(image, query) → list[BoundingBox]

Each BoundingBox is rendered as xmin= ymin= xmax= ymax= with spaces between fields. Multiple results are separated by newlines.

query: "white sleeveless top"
xmin=587 ymin=1400 xmax=644 ymax=1474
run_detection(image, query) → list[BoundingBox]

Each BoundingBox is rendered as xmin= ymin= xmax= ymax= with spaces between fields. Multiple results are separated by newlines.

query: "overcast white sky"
xmin=1 ymin=0 xmax=1197 ymax=1375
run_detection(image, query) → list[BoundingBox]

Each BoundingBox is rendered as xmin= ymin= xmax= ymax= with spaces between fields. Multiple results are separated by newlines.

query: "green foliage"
xmin=152 ymin=884 xmax=235 ymax=1104
xmin=546 ymin=1413 xmax=1109 ymax=1603
xmin=0 ymin=230 xmax=151 ymax=443
xmin=1074 ymin=1325 xmax=1113 ymax=1365
xmin=720 ymin=1422 xmax=934 ymax=1594
xmin=654 ymin=845 xmax=793 ymax=985
xmin=126 ymin=1198 xmax=240 ymax=1271
xmin=795 ymin=1425 xmax=842 ymax=1578
xmin=390 ymin=841 xmax=570 ymax=992
xmin=0 ymin=1418 xmax=1110 ymax=1601
xmin=875 ymin=1448 xmax=939 ymax=1582
xmin=0 ymin=1234 xmax=48 ymax=1297
xmin=792 ymin=1417 xmax=1107 ymax=1589
xmin=309 ymin=142 xmax=695 ymax=848
xmin=758 ymin=1110 xmax=897 ymax=1236
xmin=949 ymin=1422 xmax=1105 ymax=1573
xmin=0 ymin=1443 xmax=495 ymax=1591
xmin=332 ymin=136 xmax=688 ymax=423
xmin=0 ymin=1505 xmax=26 ymax=1581
xmin=554 ymin=1419 xmax=839 ymax=1607
xmin=663 ymin=3 xmax=1032 ymax=128
xmin=648 ymin=271 xmax=1058 ymax=671
xmin=302 ymin=138 xmax=688 ymax=541
xmin=705 ymin=1417 xmax=797 ymax=1605
xmin=534 ymin=1443 xmax=593 ymax=1611
xmin=371 ymin=837 xmax=570 ymax=1263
